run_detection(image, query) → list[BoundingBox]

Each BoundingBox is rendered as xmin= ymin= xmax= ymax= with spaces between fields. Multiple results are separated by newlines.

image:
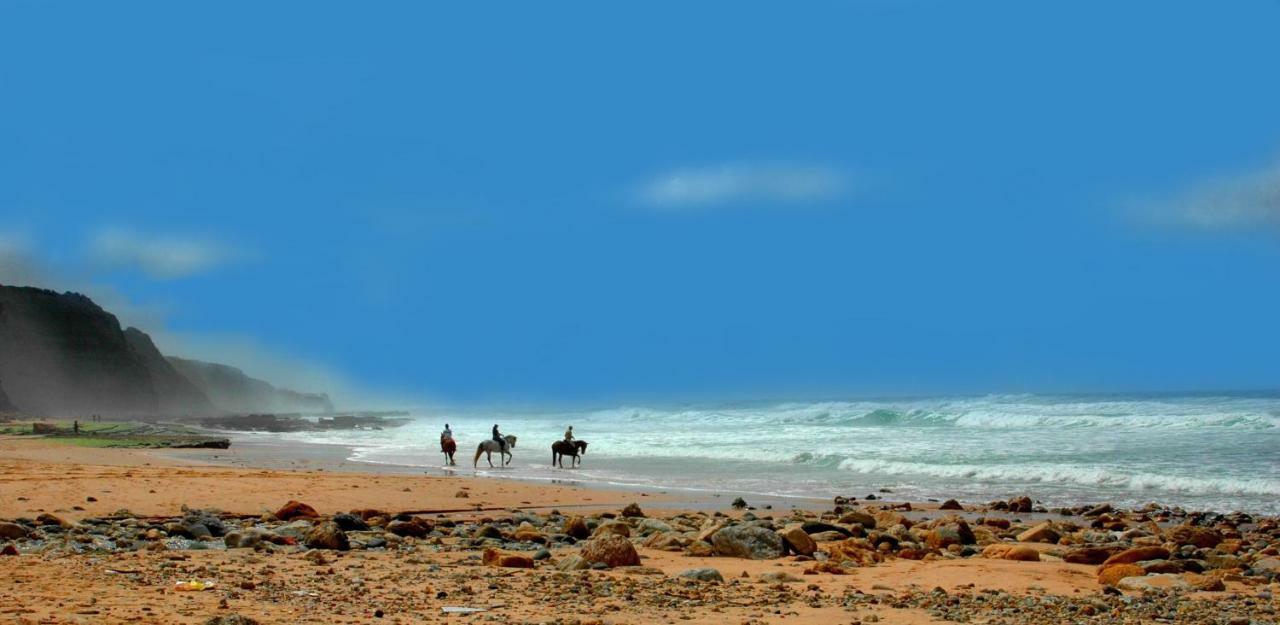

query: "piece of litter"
xmin=442 ymin=606 xmax=487 ymax=614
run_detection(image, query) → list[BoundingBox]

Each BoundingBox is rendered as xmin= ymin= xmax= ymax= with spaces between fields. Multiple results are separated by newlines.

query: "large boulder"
xmin=304 ymin=521 xmax=350 ymax=551
xmin=838 ymin=511 xmax=877 ymax=529
xmin=275 ymin=501 xmax=319 ymax=521
xmin=780 ymin=525 xmax=817 ymax=556
xmin=580 ymin=535 xmax=641 ymax=568
xmin=711 ymin=525 xmax=784 ymax=560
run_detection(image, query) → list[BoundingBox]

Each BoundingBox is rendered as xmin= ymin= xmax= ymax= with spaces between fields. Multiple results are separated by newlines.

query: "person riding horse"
xmin=564 ymin=425 xmax=574 ymax=442
xmin=440 ymin=423 xmax=457 ymax=465
xmin=492 ymin=424 xmax=507 ymax=452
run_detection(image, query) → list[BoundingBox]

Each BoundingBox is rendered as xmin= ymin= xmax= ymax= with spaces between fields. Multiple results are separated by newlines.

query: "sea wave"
xmin=834 ymin=458 xmax=1280 ymax=497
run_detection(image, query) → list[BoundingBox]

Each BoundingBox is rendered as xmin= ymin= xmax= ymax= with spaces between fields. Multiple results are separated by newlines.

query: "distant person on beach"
xmin=73 ymin=420 xmax=79 ymax=434
xmin=564 ymin=425 xmax=574 ymax=441
xmin=492 ymin=424 xmax=506 ymax=451
xmin=441 ymin=423 xmax=453 ymax=442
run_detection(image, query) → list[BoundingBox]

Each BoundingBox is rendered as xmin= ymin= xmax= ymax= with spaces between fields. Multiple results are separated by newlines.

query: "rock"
xmin=304 ymin=521 xmax=350 ymax=551
xmin=838 ymin=511 xmax=877 ymax=529
xmin=474 ymin=524 xmax=503 ymax=540
xmin=182 ymin=510 xmax=227 ymax=537
xmin=1083 ymin=503 xmax=1113 ymax=516
xmin=758 ymin=571 xmax=803 ymax=583
xmin=711 ymin=525 xmax=785 ymax=560
xmin=620 ymin=503 xmax=645 ymax=518
xmin=332 ymin=513 xmax=370 ymax=532
xmin=684 ymin=541 xmax=715 ymax=557
xmin=273 ymin=520 xmax=313 ymax=540
xmin=224 ymin=529 xmax=270 ymax=549
xmin=1117 ymin=573 xmax=1191 ymax=592
xmin=580 ymin=535 xmax=641 ymax=568
xmin=1103 ymin=546 xmax=1171 ymax=567
xmin=1098 ymin=564 xmax=1146 ymax=586
xmin=800 ymin=521 xmax=853 ymax=538
xmin=556 ymin=554 xmax=590 ymax=571
xmin=482 ymin=548 xmax=535 ymax=568
xmin=533 ymin=548 xmax=551 ymax=560
xmin=731 ymin=497 xmax=747 ymax=509
xmin=1140 ymin=559 xmax=1185 ymax=574
xmin=636 ymin=518 xmax=673 ymax=535
xmin=592 ymin=521 xmax=631 ymax=538
xmin=810 ymin=531 xmax=848 ymax=542
xmin=274 ymin=501 xmax=319 ymax=521
xmin=1186 ymin=573 xmax=1226 ymax=591
xmin=387 ymin=519 xmax=431 ymax=538
xmin=1 ymin=544 xmax=17 ymax=556
xmin=643 ymin=532 xmax=686 ymax=552
xmin=36 ymin=513 xmax=67 ymax=527
xmin=695 ymin=522 xmax=725 ymax=544
xmin=512 ymin=522 xmax=545 ymax=543
xmin=563 ymin=516 xmax=591 ymax=540
xmin=780 ymin=525 xmax=817 ymax=556
xmin=1252 ymin=557 xmax=1280 ymax=574
xmin=981 ymin=517 xmax=1011 ymax=530
xmin=982 ymin=544 xmax=1040 ymax=561
xmin=1008 ymin=496 xmax=1033 ymax=513
xmin=679 ymin=568 xmax=724 ymax=583
xmin=939 ymin=499 xmax=964 ymax=511
xmin=1016 ymin=521 xmax=1061 ymax=544
xmin=1064 ymin=546 xmax=1120 ymax=565
xmin=204 ymin=616 xmax=260 ymax=625
xmin=0 ymin=522 xmax=29 ymax=540
xmin=1167 ymin=525 xmax=1223 ymax=549
xmin=924 ymin=517 xmax=975 ymax=550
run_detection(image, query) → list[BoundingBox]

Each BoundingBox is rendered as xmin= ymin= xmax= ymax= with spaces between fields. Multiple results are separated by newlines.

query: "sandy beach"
xmin=2 ymin=434 xmax=1278 ymax=625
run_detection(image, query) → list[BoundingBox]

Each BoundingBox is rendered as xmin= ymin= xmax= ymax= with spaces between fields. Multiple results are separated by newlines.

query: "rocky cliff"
xmin=167 ymin=357 xmax=334 ymax=414
xmin=0 ymin=377 xmax=14 ymax=413
xmin=123 ymin=328 xmax=216 ymax=415
xmin=0 ymin=285 xmax=334 ymax=416
xmin=0 ymin=286 xmax=159 ymax=415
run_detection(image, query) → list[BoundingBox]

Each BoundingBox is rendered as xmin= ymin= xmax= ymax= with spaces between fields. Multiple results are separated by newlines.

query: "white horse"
xmin=474 ymin=435 xmax=517 ymax=468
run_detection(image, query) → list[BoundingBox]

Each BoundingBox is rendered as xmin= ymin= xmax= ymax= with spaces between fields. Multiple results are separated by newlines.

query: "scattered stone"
xmin=1016 ymin=521 xmax=1061 ymax=544
xmin=482 ymin=548 xmax=534 ymax=568
xmin=780 ymin=524 xmax=817 ymax=556
xmin=580 ymin=534 xmax=641 ymax=568
xmin=0 ymin=522 xmax=28 ymax=540
xmin=939 ymin=499 xmax=964 ymax=511
xmin=304 ymin=521 xmax=350 ymax=551
xmin=620 ymin=503 xmax=645 ymax=518
xmin=679 ymin=568 xmax=724 ymax=583
xmin=274 ymin=501 xmax=319 ymax=521
xmin=712 ymin=525 xmax=785 ymax=560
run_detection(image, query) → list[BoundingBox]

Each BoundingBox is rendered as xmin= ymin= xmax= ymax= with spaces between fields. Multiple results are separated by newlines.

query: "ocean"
xmin=254 ymin=393 xmax=1280 ymax=514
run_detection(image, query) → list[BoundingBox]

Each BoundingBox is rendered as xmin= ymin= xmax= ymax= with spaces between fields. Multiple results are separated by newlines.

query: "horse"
xmin=474 ymin=435 xmax=517 ymax=468
xmin=551 ymin=439 xmax=588 ymax=468
xmin=441 ymin=436 xmax=457 ymax=466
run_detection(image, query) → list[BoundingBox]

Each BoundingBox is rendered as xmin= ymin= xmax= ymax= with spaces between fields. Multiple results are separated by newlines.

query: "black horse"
xmin=551 ymin=439 xmax=588 ymax=468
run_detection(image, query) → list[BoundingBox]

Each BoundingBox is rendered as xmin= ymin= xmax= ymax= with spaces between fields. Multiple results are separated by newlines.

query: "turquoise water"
xmin=262 ymin=393 xmax=1280 ymax=513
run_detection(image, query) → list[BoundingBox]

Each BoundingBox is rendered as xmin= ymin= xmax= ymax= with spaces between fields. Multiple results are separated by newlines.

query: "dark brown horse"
xmin=441 ymin=436 xmax=457 ymax=466
xmin=551 ymin=439 xmax=588 ymax=468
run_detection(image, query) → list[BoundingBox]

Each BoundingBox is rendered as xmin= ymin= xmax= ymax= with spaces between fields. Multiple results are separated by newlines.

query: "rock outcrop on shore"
xmin=0 ymin=285 xmax=332 ymax=416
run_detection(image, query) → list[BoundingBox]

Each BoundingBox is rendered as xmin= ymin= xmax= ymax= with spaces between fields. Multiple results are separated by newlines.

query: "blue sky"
xmin=3 ymin=1 xmax=1279 ymax=404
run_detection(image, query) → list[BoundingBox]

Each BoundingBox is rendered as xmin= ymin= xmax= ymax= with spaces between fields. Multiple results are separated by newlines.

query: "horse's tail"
xmin=474 ymin=445 xmax=484 ymax=467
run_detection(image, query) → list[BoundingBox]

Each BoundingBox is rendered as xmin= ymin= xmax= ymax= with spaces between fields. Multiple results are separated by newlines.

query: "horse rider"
xmin=563 ymin=425 xmax=574 ymax=442
xmin=441 ymin=423 xmax=453 ymax=444
xmin=492 ymin=424 xmax=506 ymax=452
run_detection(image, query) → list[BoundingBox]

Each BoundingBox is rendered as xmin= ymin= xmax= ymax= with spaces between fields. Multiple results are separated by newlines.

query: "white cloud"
xmin=89 ymin=229 xmax=253 ymax=279
xmin=1142 ymin=161 xmax=1280 ymax=231
xmin=636 ymin=163 xmax=849 ymax=210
